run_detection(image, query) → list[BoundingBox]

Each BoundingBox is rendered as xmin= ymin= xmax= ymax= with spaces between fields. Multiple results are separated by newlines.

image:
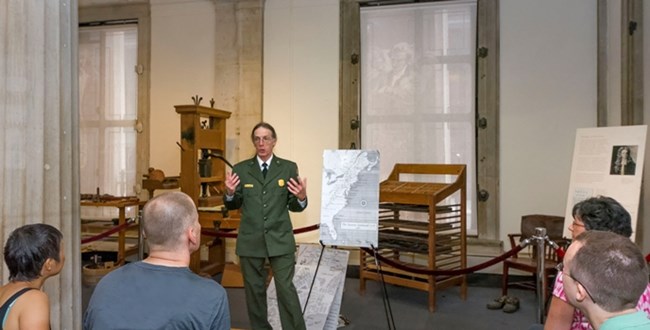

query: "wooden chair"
xmin=502 ymin=214 xmax=568 ymax=304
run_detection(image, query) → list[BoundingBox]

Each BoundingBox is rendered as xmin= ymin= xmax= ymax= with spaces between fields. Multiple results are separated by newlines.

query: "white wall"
xmin=149 ymin=0 xmax=216 ymax=177
xmin=264 ymin=0 xmax=340 ymax=243
xmin=499 ymin=0 xmax=597 ymax=239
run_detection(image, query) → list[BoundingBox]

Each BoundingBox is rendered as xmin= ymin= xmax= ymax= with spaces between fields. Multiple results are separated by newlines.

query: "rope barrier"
xmin=81 ymin=221 xmax=135 ymax=244
xmin=202 ymin=224 xmax=531 ymax=277
xmin=555 ymin=246 xmax=565 ymax=260
xmin=202 ymin=229 xmax=238 ymax=238
xmin=361 ymin=244 xmax=526 ymax=276
xmin=81 ymin=220 xmax=581 ymax=279
xmin=292 ymin=224 xmax=321 ymax=234
xmin=201 ymin=223 xmax=320 ymax=238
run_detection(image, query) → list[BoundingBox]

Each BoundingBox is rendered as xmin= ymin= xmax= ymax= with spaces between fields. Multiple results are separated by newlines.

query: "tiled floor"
xmin=226 ymin=277 xmax=539 ymax=330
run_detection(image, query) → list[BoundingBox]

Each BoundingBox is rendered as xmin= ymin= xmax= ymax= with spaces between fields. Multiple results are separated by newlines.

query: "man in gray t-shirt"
xmin=83 ymin=192 xmax=230 ymax=330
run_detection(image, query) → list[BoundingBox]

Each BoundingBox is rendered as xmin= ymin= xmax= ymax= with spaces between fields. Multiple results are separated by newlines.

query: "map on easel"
xmin=267 ymin=244 xmax=349 ymax=330
xmin=319 ymin=149 xmax=380 ymax=248
xmin=564 ymin=125 xmax=647 ymax=240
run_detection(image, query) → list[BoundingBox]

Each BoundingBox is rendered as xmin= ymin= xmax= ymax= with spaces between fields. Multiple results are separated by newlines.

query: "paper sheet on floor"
xmin=267 ymin=244 xmax=349 ymax=330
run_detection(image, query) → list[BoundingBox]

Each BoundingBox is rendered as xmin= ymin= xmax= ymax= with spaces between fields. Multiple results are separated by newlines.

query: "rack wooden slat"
xmin=359 ymin=164 xmax=467 ymax=312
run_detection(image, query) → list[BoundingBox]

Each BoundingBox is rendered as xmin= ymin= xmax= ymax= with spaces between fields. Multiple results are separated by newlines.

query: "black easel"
xmin=303 ymin=240 xmax=326 ymax=315
xmin=372 ymin=244 xmax=396 ymax=330
xmin=302 ymin=242 xmax=395 ymax=330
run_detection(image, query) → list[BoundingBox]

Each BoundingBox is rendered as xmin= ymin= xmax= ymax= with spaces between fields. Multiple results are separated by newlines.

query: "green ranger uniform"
xmin=224 ymin=155 xmax=307 ymax=330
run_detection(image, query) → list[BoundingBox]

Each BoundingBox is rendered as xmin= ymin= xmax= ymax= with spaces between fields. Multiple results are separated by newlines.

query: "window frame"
xmin=78 ymin=3 xmax=151 ymax=199
xmin=339 ymin=0 xmax=499 ymax=240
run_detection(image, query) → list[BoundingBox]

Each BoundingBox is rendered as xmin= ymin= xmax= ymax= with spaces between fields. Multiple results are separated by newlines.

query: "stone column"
xmin=213 ymin=0 xmax=264 ymax=163
xmin=0 ymin=1 xmax=81 ymax=328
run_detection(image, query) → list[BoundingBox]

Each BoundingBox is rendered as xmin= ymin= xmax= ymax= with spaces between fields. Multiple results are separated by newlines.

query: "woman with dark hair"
xmin=544 ymin=196 xmax=650 ymax=329
xmin=0 ymin=224 xmax=64 ymax=330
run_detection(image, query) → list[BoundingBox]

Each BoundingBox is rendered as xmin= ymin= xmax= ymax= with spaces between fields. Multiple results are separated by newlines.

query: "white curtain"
xmin=79 ymin=25 xmax=138 ymax=196
xmin=79 ymin=25 xmax=138 ymax=220
xmin=361 ymin=1 xmax=477 ymax=232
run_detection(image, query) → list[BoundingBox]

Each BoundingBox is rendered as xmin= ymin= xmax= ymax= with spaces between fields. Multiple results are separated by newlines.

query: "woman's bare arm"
xmin=17 ymin=291 xmax=50 ymax=330
xmin=544 ymin=296 xmax=575 ymax=330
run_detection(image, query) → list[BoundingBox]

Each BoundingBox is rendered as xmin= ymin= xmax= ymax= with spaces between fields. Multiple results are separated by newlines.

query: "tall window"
xmin=79 ymin=25 xmax=138 ymax=199
xmin=361 ymin=1 xmax=477 ymax=233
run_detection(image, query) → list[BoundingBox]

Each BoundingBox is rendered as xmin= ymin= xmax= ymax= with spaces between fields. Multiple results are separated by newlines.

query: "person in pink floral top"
xmin=544 ymin=196 xmax=650 ymax=330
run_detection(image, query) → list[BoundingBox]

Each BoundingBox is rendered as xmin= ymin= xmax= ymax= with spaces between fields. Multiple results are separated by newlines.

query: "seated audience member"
xmin=84 ymin=192 xmax=230 ymax=329
xmin=545 ymin=196 xmax=650 ymax=329
xmin=0 ymin=224 xmax=65 ymax=330
xmin=561 ymin=230 xmax=650 ymax=329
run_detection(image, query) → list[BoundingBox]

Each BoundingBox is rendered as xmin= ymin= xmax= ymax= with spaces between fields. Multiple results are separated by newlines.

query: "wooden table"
xmin=81 ymin=198 xmax=140 ymax=263
xmin=198 ymin=206 xmax=240 ymax=230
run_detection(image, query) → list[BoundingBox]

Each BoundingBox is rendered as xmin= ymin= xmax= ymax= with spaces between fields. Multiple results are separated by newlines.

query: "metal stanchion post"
xmin=534 ymin=227 xmax=547 ymax=324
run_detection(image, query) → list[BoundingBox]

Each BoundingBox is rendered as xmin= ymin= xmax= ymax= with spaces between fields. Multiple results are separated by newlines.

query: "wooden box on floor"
xmin=359 ymin=164 xmax=467 ymax=312
xmin=200 ymin=235 xmax=226 ymax=275
xmin=221 ymin=263 xmax=244 ymax=288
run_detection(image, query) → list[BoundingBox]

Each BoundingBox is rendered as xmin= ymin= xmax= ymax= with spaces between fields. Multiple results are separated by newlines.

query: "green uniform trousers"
xmin=240 ymin=253 xmax=306 ymax=330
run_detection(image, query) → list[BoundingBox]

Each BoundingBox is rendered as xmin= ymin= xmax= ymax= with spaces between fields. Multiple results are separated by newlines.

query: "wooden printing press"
xmin=359 ymin=164 xmax=467 ymax=312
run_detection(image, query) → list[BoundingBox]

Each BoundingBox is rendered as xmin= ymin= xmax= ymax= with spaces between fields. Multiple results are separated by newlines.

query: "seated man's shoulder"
xmin=187 ymin=273 xmax=227 ymax=294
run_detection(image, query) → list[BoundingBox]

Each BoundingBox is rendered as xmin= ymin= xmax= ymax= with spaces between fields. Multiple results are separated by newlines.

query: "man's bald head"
xmin=142 ymin=192 xmax=198 ymax=250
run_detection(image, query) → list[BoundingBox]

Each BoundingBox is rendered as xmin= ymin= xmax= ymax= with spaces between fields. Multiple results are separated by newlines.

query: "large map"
xmin=320 ymin=149 xmax=380 ymax=248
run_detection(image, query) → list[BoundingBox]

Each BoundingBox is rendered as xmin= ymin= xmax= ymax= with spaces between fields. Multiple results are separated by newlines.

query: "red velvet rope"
xmin=555 ymin=246 xmax=565 ymax=260
xmin=292 ymin=224 xmax=321 ymax=234
xmin=361 ymin=244 xmax=526 ymax=276
xmin=202 ymin=229 xmax=238 ymax=238
xmin=81 ymin=222 xmax=320 ymax=245
xmin=83 ymin=222 xmax=607 ymax=277
xmin=201 ymin=223 xmax=321 ymax=238
xmin=201 ymin=224 xmax=525 ymax=276
xmin=81 ymin=222 xmax=135 ymax=244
